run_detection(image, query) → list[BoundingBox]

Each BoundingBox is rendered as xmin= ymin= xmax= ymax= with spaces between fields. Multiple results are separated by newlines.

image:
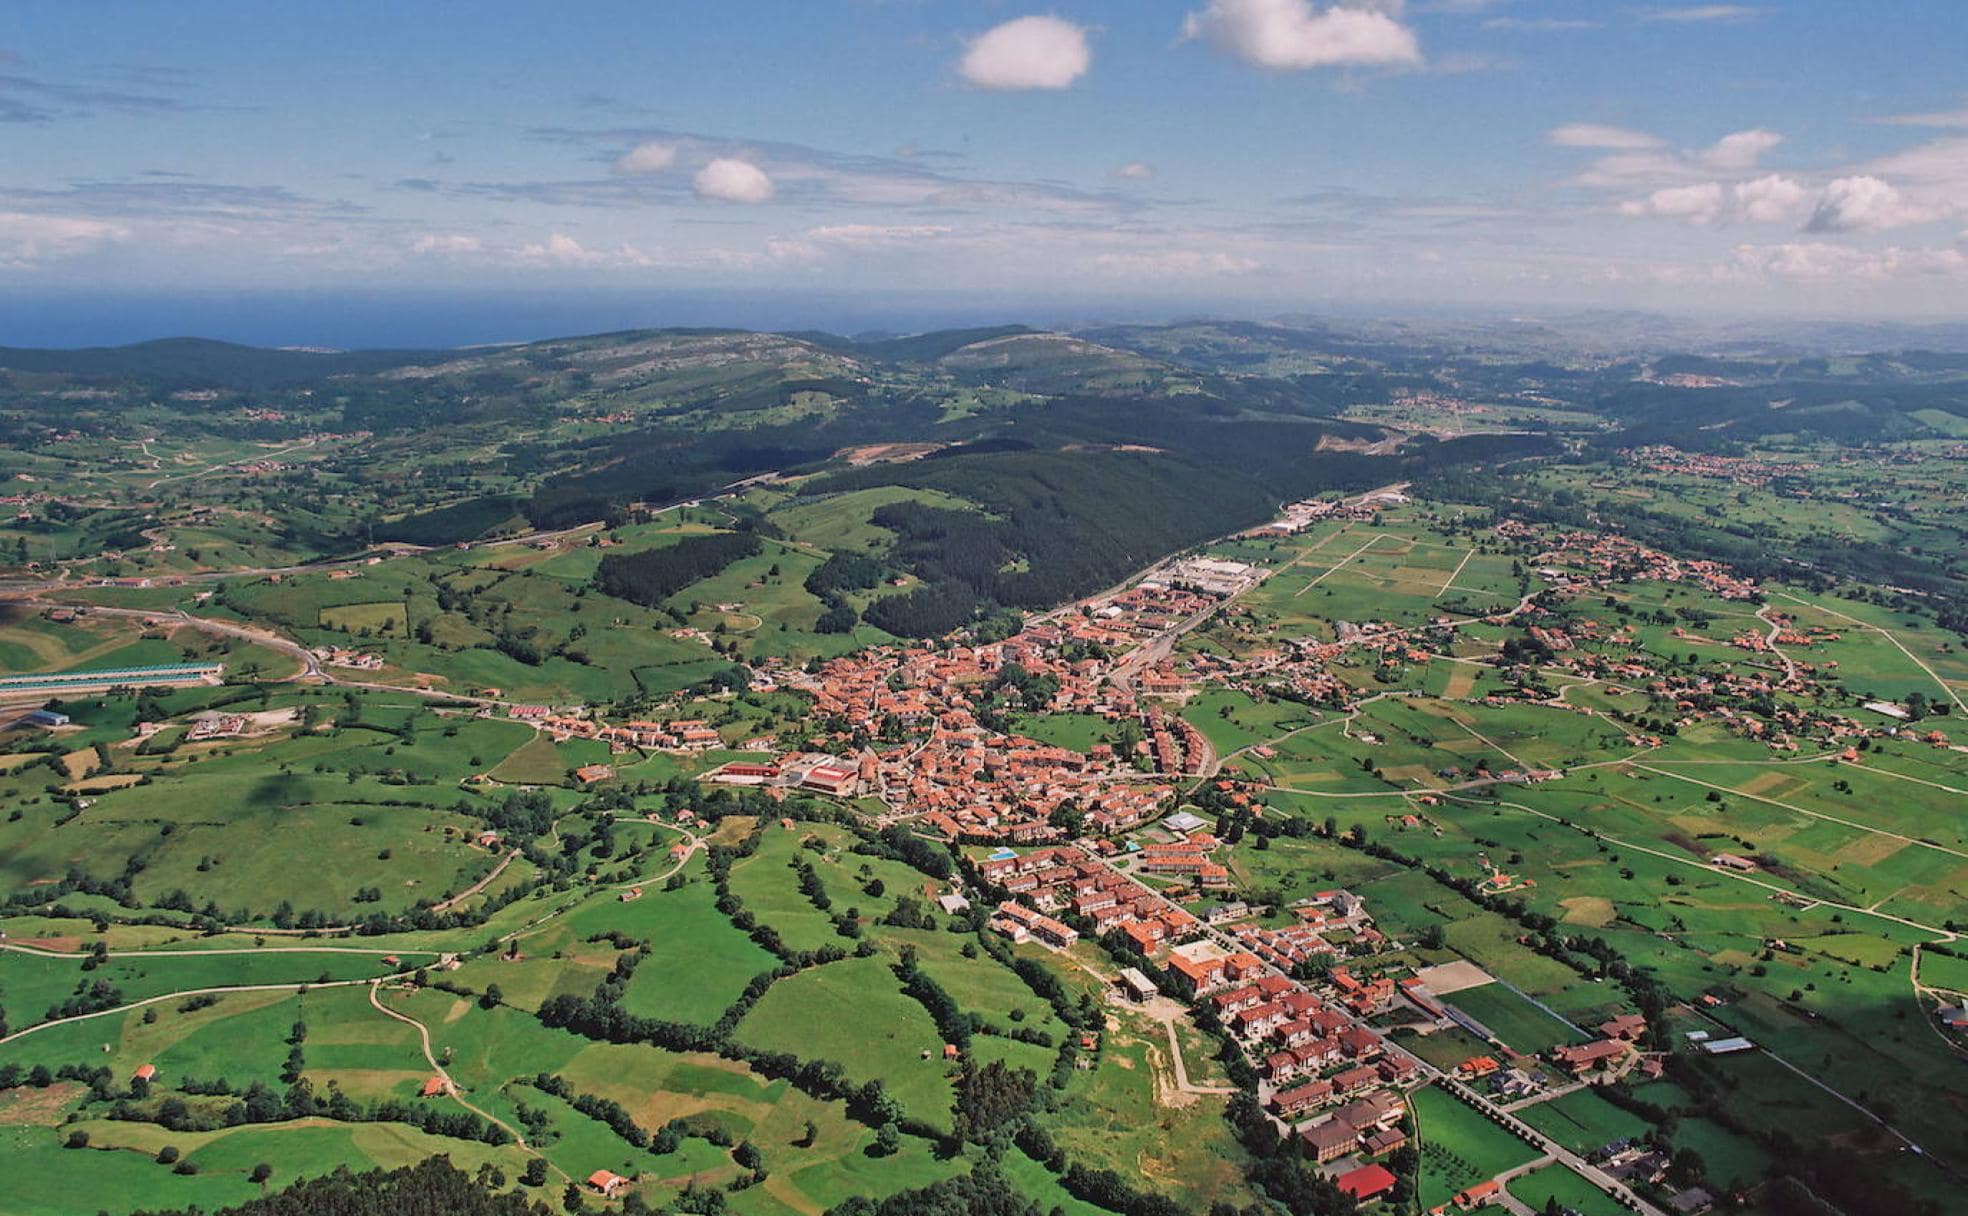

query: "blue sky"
xmin=3 ymin=1 xmax=1967 ymax=343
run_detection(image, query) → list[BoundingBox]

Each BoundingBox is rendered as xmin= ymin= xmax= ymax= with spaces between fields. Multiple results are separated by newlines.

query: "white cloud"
xmin=1182 ymin=0 xmax=1422 ymax=71
xmin=1089 ymin=248 xmax=1263 ymax=277
xmin=1617 ymin=174 xmax=1807 ymax=226
xmin=614 ymin=141 xmax=679 ymax=175
xmin=1620 ymin=181 xmax=1726 ymax=224
xmin=1638 ymin=5 xmax=1761 ymax=23
xmin=1874 ymin=106 xmax=1968 ymax=129
xmin=804 ymin=224 xmax=953 ymax=247
xmin=518 ymin=233 xmax=656 ymax=268
xmin=1864 ymin=135 xmax=1968 ymax=190
xmin=1732 ymin=174 xmax=1809 ymax=223
xmin=1701 ymin=128 xmax=1781 ymax=171
xmin=411 ymin=233 xmax=482 ymax=255
xmin=1806 ymin=175 xmax=1937 ymax=232
xmin=0 ymin=211 xmax=125 ymax=265
xmin=1547 ymin=123 xmax=1663 ymax=150
xmin=1557 ymin=123 xmax=1816 ymax=226
xmin=958 ymin=16 xmax=1091 ymax=90
xmin=1482 ymin=16 xmax=1599 ymax=30
xmin=520 ymin=233 xmax=601 ymax=265
xmin=1113 ymin=162 xmax=1156 ymax=180
xmin=1731 ymin=241 xmax=1968 ymax=281
xmin=693 ymin=157 xmax=775 ymax=204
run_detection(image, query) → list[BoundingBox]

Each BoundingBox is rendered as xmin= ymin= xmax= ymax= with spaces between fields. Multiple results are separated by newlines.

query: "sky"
xmin=3 ymin=0 xmax=1967 ymax=346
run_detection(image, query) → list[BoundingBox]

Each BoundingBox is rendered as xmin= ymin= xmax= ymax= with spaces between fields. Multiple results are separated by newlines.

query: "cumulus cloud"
xmin=1701 ymin=128 xmax=1781 ymax=171
xmin=519 ymin=233 xmax=601 ymax=265
xmin=1619 ymin=181 xmax=1726 ymax=224
xmin=1182 ymin=0 xmax=1422 ymax=71
xmin=0 ymin=210 xmax=125 ymax=265
xmin=1806 ymin=175 xmax=1937 ymax=232
xmin=693 ymin=157 xmax=775 ymax=203
xmin=958 ymin=16 xmax=1091 ymax=90
xmin=1113 ymin=162 xmax=1155 ymax=180
xmin=1732 ymin=174 xmax=1809 ymax=223
xmin=517 ymin=233 xmax=656 ymax=267
xmin=411 ymin=233 xmax=482 ymax=255
xmin=1547 ymin=123 xmax=1663 ymax=150
xmin=1731 ymin=241 xmax=1967 ymax=281
xmin=614 ymin=141 xmax=678 ymax=175
xmin=1618 ymin=175 xmax=1808 ymax=226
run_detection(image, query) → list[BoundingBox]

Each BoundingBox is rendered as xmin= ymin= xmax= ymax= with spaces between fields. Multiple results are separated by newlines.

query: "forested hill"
xmin=7 ymin=315 xmax=1948 ymax=625
xmin=805 ymin=418 xmax=1555 ymax=638
xmin=0 ymin=337 xmax=460 ymax=389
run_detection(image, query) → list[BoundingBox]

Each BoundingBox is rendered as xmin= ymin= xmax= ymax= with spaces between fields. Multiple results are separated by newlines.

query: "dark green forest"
xmin=594 ymin=533 xmax=764 ymax=608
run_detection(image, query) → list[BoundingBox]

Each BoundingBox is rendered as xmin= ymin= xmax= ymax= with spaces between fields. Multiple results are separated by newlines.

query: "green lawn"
xmin=1411 ymin=1084 xmax=1540 ymax=1209
xmin=613 ymin=875 xmax=780 ymax=1025
xmin=1009 ymin=713 xmax=1114 ymax=753
xmin=1444 ymin=982 xmax=1590 ymax=1055
xmin=736 ymin=957 xmax=956 ymax=1132
xmin=1508 ymin=1163 xmax=1627 ymax=1216
xmin=1516 ymin=1087 xmax=1652 ymax=1155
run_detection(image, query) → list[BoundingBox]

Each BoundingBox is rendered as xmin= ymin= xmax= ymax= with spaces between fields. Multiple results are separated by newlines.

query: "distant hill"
xmin=0 ymin=336 xmax=456 ymax=389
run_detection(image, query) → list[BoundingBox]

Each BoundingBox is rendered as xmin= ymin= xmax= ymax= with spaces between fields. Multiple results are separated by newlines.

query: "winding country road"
xmin=363 ymin=979 xmax=563 ymax=1181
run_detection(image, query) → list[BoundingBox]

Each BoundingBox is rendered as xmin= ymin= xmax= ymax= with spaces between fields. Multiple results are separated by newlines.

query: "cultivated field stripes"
xmin=1777 ymin=591 xmax=1968 ymax=714
xmin=1634 ymin=762 xmax=1968 ymax=862
xmin=1293 ymin=534 xmax=1389 ymax=597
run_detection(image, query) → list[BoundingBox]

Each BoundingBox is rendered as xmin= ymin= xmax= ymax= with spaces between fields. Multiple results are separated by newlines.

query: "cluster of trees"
xmin=837 ymin=450 xmax=1276 ymax=636
xmin=131 ymin=1159 xmax=549 ymax=1216
xmin=1223 ymin=1092 xmax=1360 ymax=1216
xmin=821 ymin=1168 xmax=1043 ymax=1216
xmin=950 ymin=1058 xmax=1037 ymax=1146
xmin=805 ymin=552 xmax=886 ymax=598
xmin=371 ymin=495 xmax=522 ymax=545
xmin=894 ymin=946 xmax=970 ymax=1052
xmin=595 ymin=532 xmax=763 ymax=607
xmin=89 ymin=1073 xmax=511 ymax=1147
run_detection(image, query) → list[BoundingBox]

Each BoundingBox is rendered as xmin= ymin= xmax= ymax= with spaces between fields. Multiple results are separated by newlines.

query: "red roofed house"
xmin=1163 ymin=952 xmax=1228 ymax=998
xmin=420 ymin=1076 xmax=446 ymax=1097
xmin=800 ymin=764 xmax=859 ymax=796
xmin=1552 ymin=1038 xmax=1631 ymax=1075
xmin=588 ymin=1170 xmax=629 ymax=1198
xmin=1458 ymin=1055 xmax=1500 ymax=1079
xmin=1454 ymin=1179 xmax=1503 ymax=1209
xmin=1599 ymin=1013 xmax=1648 ymax=1041
xmin=133 ymin=1063 xmax=157 ymax=1083
xmin=1336 ymin=1163 xmax=1398 ymax=1203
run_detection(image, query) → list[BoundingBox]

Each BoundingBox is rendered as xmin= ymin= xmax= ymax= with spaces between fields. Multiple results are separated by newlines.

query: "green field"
xmin=1410 ymin=1084 xmax=1540 ymax=1209
xmin=3 ymin=403 xmax=1966 ymax=1216
xmin=1444 ymin=982 xmax=1590 ymax=1055
xmin=736 ymin=957 xmax=957 ymax=1132
xmin=1508 ymin=1163 xmax=1626 ymax=1216
xmin=1516 ymin=1088 xmax=1651 ymax=1154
